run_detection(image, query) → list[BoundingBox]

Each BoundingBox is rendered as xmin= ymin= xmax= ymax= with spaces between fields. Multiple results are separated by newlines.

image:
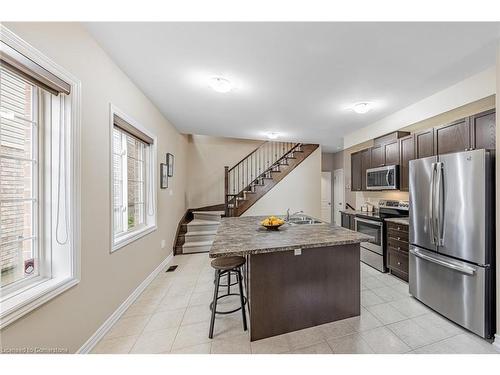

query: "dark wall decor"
xmin=166 ymin=153 xmax=174 ymax=177
xmin=160 ymin=163 xmax=168 ymax=189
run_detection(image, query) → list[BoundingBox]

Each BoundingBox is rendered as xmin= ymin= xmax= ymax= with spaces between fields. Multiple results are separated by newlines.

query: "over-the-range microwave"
xmin=366 ymin=165 xmax=399 ymax=190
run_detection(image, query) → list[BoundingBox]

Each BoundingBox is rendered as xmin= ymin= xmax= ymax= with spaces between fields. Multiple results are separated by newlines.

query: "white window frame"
xmin=109 ymin=104 xmax=157 ymax=252
xmin=0 ymin=25 xmax=81 ymax=329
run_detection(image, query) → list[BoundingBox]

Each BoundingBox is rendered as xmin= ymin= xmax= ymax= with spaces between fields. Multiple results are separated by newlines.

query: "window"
xmin=0 ymin=26 xmax=80 ymax=329
xmin=0 ymin=67 xmax=38 ymax=289
xmin=111 ymin=107 xmax=156 ymax=251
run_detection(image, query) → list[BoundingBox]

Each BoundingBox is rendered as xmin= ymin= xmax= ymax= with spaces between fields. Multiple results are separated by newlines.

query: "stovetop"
xmin=355 ymin=200 xmax=409 ymax=222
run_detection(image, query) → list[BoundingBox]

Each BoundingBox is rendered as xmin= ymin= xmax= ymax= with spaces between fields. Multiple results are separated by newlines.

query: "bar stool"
xmin=209 ymin=256 xmax=248 ymax=339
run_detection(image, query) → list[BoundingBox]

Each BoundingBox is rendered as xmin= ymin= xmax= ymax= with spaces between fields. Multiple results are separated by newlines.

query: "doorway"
xmin=333 ymin=169 xmax=345 ymax=225
xmin=320 ymin=172 xmax=332 ymax=223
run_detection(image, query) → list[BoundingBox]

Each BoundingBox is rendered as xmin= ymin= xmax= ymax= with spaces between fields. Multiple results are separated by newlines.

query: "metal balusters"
xmin=225 ymin=141 xmax=300 ymax=216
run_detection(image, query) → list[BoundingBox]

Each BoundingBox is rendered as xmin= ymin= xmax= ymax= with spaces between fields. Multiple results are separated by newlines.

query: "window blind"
xmin=0 ymin=40 xmax=70 ymax=96
xmin=0 ymin=66 xmax=37 ymax=284
xmin=113 ymin=114 xmax=153 ymax=145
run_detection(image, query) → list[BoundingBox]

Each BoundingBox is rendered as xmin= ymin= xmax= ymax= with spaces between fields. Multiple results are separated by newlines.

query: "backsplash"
xmin=355 ymin=191 xmax=409 ymax=210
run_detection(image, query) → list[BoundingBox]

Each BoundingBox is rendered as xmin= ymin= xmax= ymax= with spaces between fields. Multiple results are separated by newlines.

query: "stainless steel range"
xmin=355 ymin=200 xmax=409 ymax=272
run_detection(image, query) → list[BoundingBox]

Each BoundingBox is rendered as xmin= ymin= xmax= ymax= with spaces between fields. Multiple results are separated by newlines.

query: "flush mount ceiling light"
xmin=266 ymin=132 xmax=280 ymax=140
xmin=208 ymin=76 xmax=233 ymax=93
xmin=351 ymin=102 xmax=374 ymax=114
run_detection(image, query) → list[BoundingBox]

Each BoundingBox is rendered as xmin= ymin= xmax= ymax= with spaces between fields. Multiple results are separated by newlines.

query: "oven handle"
xmin=354 ymin=217 xmax=383 ymax=227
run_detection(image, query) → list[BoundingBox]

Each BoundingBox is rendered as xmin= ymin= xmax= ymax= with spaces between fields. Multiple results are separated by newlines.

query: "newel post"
xmin=224 ymin=166 xmax=229 ymax=217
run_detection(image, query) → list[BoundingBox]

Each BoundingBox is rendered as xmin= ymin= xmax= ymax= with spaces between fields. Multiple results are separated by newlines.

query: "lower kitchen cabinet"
xmin=341 ymin=212 xmax=356 ymax=230
xmin=386 ymin=221 xmax=409 ymax=282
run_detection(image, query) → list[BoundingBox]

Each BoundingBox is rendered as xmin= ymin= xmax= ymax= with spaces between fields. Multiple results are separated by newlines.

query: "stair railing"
xmin=224 ymin=141 xmax=301 ymax=216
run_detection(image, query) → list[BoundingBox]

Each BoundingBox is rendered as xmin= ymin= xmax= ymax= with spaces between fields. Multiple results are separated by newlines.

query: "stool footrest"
xmin=209 ymin=293 xmax=247 ymax=315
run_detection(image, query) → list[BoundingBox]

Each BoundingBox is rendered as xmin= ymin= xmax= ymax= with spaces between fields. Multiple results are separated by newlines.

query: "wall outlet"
xmin=161 ymin=240 xmax=166 ymax=249
xmin=294 ymin=248 xmax=302 ymax=256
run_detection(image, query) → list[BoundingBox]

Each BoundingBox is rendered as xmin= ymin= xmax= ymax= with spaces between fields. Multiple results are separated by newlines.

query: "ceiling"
xmin=86 ymin=22 xmax=500 ymax=151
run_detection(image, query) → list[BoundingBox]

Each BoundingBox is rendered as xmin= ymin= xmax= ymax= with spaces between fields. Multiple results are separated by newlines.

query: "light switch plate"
xmin=161 ymin=240 xmax=166 ymax=249
xmin=294 ymin=248 xmax=302 ymax=256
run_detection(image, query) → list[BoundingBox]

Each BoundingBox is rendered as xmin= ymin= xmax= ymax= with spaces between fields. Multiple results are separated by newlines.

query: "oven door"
xmin=355 ymin=217 xmax=383 ymax=254
xmin=366 ymin=165 xmax=399 ymax=190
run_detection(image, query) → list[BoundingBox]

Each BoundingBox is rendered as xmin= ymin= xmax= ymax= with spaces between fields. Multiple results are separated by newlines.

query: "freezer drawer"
xmin=409 ymin=246 xmax=493 ymax=338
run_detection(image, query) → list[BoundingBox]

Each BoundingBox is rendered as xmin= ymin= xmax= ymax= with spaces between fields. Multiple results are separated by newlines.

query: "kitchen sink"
xmin=287 ymin=214 xmax=323 ymax=225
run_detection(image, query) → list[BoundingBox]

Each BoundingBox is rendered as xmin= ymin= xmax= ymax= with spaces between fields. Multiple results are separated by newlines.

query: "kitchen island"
xmin=209 ymin=216 xmax=371 ymax=341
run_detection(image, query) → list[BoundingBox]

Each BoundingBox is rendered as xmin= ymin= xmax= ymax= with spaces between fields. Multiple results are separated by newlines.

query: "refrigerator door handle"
xmin=429 ymin=163 xmax=436 ymax=244
xmin=410 ymin=248 xmax=476 ymax=276
xmin=436 ymin=162 xmax=445 ymax=246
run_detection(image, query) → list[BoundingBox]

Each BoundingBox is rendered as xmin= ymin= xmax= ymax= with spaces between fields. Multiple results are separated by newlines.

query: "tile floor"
xmin=92 ymin=253 xmax=499 ymax=354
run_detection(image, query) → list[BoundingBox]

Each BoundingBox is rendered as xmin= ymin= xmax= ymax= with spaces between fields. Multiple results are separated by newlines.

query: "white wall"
xmin=243 ymin=148 xmax=321 ymax=218
xmin=186 ymin=135 xmax=262 ymax=208
xmin=344 ymin=67 xmax=496 ymax=148
xmin=0 ymin=23 xmax=188 ymax=353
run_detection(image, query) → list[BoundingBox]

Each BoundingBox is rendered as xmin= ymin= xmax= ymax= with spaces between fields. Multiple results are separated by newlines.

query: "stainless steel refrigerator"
xmin=409 ymin=149 xmax=495 ymax=339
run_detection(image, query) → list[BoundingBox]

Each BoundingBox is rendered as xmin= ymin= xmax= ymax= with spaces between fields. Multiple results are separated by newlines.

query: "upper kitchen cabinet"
xmin=384 ymin=139 xmax=400 ymax=165
xmin=370 ymin=145 xmax=384 ymax=167
xmin=373 ymin=131 xmax=411 ymax=146
xmin=351 ymin=147 xmax=372 ymax=191
xmin=350 ymin=150 xmax=362 ymax=191
xmin=470 ymin=109 xmax=496 ymax=150
xmin=434 ymin=117 xmax=470 ymax=155
xmin=399 ymin=134 xmax=415 ymax=192
xmin=414 ymin=128 xmax=435 ymax=158
xmin=371 ymin=131 xmax=410 ymax=168
xmin=360 ymin=148 xmax=371 ymax=190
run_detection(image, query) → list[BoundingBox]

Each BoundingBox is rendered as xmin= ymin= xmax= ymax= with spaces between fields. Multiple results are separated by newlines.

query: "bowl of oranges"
xmin=260 ymin=216 xmax=285 ymax=230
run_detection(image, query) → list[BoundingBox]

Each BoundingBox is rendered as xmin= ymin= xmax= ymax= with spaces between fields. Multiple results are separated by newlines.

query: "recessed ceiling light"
xmin=351 ymin=102 xmax=374 ymax=114
xmin=208 ymin=76 xmax=233 ymax=93
xmin=266 ymin=132 xmax=279 ymax=140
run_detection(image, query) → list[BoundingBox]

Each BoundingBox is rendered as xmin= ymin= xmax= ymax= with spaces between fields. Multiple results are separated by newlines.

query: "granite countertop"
xmin=209 ymin=216 xmax=372 ymax=258
xmin=384 ymin=217 xmax=409 ymax=225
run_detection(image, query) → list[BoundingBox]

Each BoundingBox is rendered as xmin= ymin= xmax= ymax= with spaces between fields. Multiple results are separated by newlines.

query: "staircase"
xmin=224 ymin=141 xmax=319 ymax=217
xmin=176 ymin=210 xmax=224 ymax=254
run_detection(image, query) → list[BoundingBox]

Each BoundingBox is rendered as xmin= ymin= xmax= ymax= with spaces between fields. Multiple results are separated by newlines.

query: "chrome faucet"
xmin=286 ymin=209 xmax=303 ymax=221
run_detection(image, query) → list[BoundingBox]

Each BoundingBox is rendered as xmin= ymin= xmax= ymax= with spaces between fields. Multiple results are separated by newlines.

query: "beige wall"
xmin=243 ymin=148 xmax=321 ymax=218
xmin=186 ymin=135 xmax=262 ymax=208
xmin=344 ymin=67 xmax=496 ymax=148
xmin=0 ymin=23 xmax=188 ymax=352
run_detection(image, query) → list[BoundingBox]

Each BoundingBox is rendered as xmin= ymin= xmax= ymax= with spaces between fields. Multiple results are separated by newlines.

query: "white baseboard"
xmin=493 ymin=334 xmax=500 ymax=352
xmin=77 ymin=253 xmax=173 ymax=353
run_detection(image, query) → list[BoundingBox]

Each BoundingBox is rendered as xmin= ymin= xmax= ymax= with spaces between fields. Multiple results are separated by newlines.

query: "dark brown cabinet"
xmin=414 ymin=128 xmax=434 ymax=158
xmin=370 ymin=145 xmax=384 ymax=167
xmin=386 ymin=221 xmax=409 ymax=282
xmin=341 ymin=212 xmax=356 ymax=230
xmin=350 ymin=151 xmax=362 ymax=191
xmin=384 ymin=140 xmax=400 ymax=166
xmin=434 ymin=118 xmax=470 ymax=155
xmin=399 ymin=135 xmax=415 ymax=192
xmin=470 ymin=109 xmax=496 ymax=150
xmin=360 ymin=148 xmax=371 ymax=191
xmin=369 ymin=132 xmax=407 ymax=169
